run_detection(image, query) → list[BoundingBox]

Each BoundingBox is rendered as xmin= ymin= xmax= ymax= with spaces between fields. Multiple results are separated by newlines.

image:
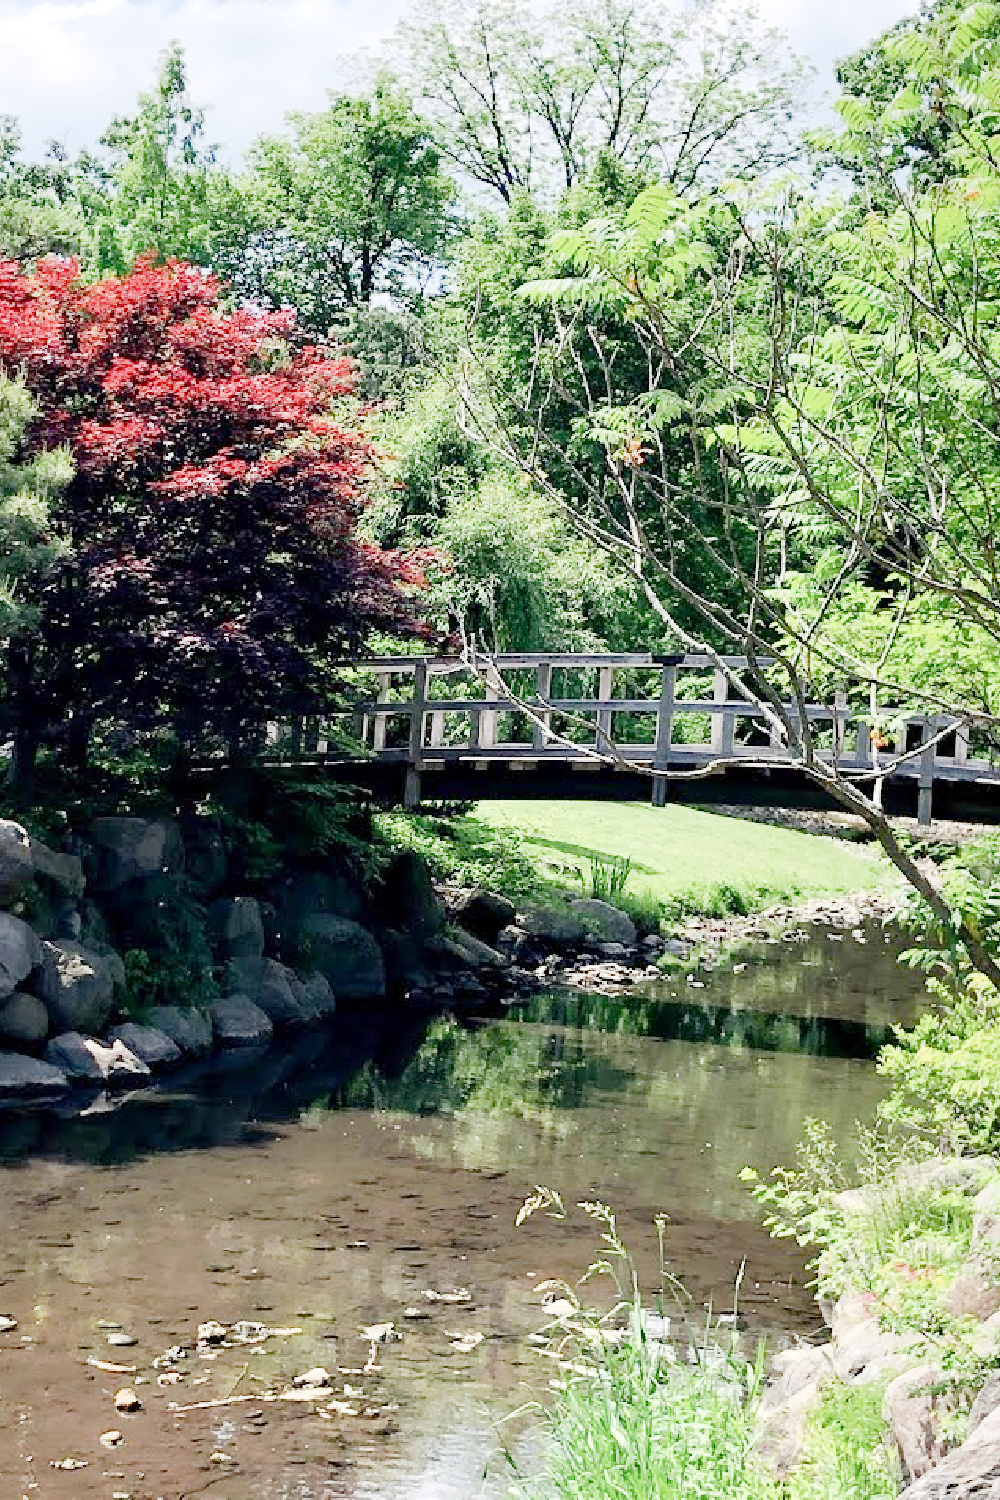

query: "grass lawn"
xmin=474 ymin=800 xmax=899 ymax=913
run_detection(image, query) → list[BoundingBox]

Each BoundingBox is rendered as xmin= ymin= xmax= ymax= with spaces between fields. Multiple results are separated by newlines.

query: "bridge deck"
xmin=265 ymin=653 xmax=1000 ymax=825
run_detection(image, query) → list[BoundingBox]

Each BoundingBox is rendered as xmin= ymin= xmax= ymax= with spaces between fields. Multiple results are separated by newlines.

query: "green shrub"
xmin=788 ymin=1380 xmax=900 ymax=1500
xmin=878 ymin=982 xmax=1000 ymax=1154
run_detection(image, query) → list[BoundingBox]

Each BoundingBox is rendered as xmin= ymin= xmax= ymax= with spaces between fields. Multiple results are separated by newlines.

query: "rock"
xmin=35 ymin=941 xmax=114 ymax=1034
xmin=0 ymin=820 xmax=34 ymax=903
xmin=830 ymin=1315 xmax=907 ymax=1383
xmin=974 ymin=1179 xmax=1000 ymax=1245
xmin=765 ymin=1345 xmax=832 ymax=1406
xmin=151 ymin=1006 xmax=213 ymax=1058
xmin=945 ymin=1260 xmax=1000 ymax=1321
xmin=114 ymin=1388 xmax=141 ymax=1413
xmin=0 ymin=1052 xmax=68 ymax=1098
xmin=830 ymin=1288 xmax=878 ymax=1340
xmin=0 ymin=991 xmax=48 ymax=1047
xmin=208 ymin=897 xmax=264 ymax=960
xmin=597 ymin=941 xmax=630 ymax=959
xmin=518 ymin=902 xmax=588 ymax=947
xmin=45 ymin=1033 xmax=150 ymax=1084
xmin=298 ymin=915 xmax=385 ymax=1001
xmin=0 ymin=913 xmax=42 ymax=1000
xmin=29 ymin=841 xmax=85 ymax=900
xmin=0 ymin=1315 xmax=16 ymax=1332
xmin=225 ymin=957 xmax=309 ymax=1025
xmin=55 ymin=904 xmax=82 ymax=941
xmin=896 ymin=1400 xmax=1000 ymax=1497
xmin=569 ymin=898 xmax=638 ymax=947
xmin=269 ymin=868 xmax=367 ymax=932
xmin=98 ymin=1430 xmax=123 ymax=1449
xmin=884 ymin=1364 xmax=955 ymax=1482
xmin=106 ymin=1332 xmax=137 ymax=1347
xmin=293 ymin=1367 xmax=331 ymax=1388
xmin=442 ymin=929 xmax=509 ymax=970
xmin=379 ymin=928 xmax=431 ymax=991
xmin=380 ymin=851 xmax=443 ymax=939
xmin=197 ymin=1320 xmax=227 ymax=1344
xmin=208 ymin=996 xmax=273 ymax=1048
xmin=759 ymin=1382 xmax=825 ymax=1475
xmin=87 ymin=817 xmax=184 ymax=894
xmin=108 ymin=1024 xmax=182 ymax=1069
xmin=181 ymin=817 xmax=227 ymax=896
xmin=971 ymin=1372 xmax=1000 ymax=1434
xmin=453 ymin=888 xmax=517 ymax=945
xmin=290 ymin=972 xmax=336 ymax=1019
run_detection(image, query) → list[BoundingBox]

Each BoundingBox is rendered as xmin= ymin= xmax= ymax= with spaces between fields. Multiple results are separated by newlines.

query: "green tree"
xmin=78 ymin=43 xmax=219 ymax=273
xmin=388 ymin=0 xmax=810 ymax=203
xmin=0 ymin=375 xmax=73 ymax=792
xmin=225 ymin=78 xmax=455 ymax=333
xmin=0 ymin=117 xmax=83 ymax=261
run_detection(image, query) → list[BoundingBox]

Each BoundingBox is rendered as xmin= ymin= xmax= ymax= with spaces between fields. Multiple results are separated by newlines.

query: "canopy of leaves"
xmin=0 ymin=255 xmax=421 ymax=760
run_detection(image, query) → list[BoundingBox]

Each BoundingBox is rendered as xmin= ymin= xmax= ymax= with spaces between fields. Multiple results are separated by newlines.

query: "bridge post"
xmin=371 ymin=673 xmax=391 ymax=753
xmin=918 ymin=715 xmax=937 ymax=827
xmin=710 ymin=669 xmax=735 ymax=756
xmin=533 ymin=662 xmax=553 ymax=751
xmin=404 ymin=660 xmax=428 ymax=811
xmin=597 ymin=666 xmax=614 ymax=751
xmin=652 ymin=663 xmax=676 ymax=807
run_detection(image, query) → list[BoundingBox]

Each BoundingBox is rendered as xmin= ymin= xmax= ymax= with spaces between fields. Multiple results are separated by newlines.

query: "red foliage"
xmin=0 ymin=255 xmax=420 ymax=750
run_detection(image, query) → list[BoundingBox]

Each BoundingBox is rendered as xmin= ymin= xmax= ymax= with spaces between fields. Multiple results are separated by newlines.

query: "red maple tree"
xmin=0 ymin=255 xmax=421 ymax=782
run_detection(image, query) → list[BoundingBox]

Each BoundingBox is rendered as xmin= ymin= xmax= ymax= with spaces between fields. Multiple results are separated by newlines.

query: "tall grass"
xmin=587 ymin=853 xmax=633 ymax=902
xmin=511 ymin=1190 xmax=777 ymax=1500
xmin=525 ymin=1340 xmax=778 ymax=1500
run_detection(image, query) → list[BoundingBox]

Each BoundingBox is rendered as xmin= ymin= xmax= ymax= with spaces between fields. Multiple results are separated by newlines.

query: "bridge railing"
xmin=262 ymin=653 xmax=991 ymax=822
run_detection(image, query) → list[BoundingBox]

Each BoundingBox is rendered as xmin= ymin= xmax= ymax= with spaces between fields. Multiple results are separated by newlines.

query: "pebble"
xmin=107 ymin=1332 xmax=138 ymax=1348
xmin=293 ymin=1367 xmax=332 ymax=1388
xmin=0 ymin=1315 xmax=17 ymax=1333
xmin=99 ymin=1430 xmax=124 ymax=1448
xmin=197 ymin=1320 xmax=227 ymax=1344
xmin=114 ymin=1388 xmax=142 ymax=1413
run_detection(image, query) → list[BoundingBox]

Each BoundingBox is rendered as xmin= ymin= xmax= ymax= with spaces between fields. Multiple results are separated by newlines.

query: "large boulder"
xmin=0 ymin=914 xmax=42 ymax=1000
xmin=208 ymin=897 xmax=264 ymax=960
xmin=0 ymin=992 xmax=48 ymax=1048
xmin=517 ymin=901 xmax=588 ymax=947
xmin=86 ymin=817 xmax=184 ymax=895
xmin=0 ymin=1051 xmax=68 ymax=1098
xmin=45 ymin=1032 xmax=150 ymax=1084
xmin=35 ymin=941 xmax=115 ymax=1035
xmin=225 ymin=957 xmax=309 ymax=1026
xmin=209 ymin=996 xmax=274 ymax=1048
xmin=380 ymin=851 xmax=443 ymax=939
xmin=896 ymin=1400 xmax=1000 ymax=1497
xmin=884 ymin=1365 xmax=955 ymax=1483
xmin=0 ymin=821 xmax=34 ymax=904
xmin=440 ymin=929 xmax=508 ymax=970
xmin=569 ymin=898 xmax=637 ymax=947
xmin=151 ymin=1006 xmax=213 ymax=1058
xmin=453 ymin=888 xmax=516 ymax=945
xmin=298 ymin=915 xmax=385 ymax=1002
xmin=29 ymin=841 xmax=85 ymax=901
xmin=380 ymin=928 xmax=432 ymax=992
xmin=289 ymin=972 xmax=336 ymax=1019
xmin=109 ymin=1023 xmax=183 ymax=1069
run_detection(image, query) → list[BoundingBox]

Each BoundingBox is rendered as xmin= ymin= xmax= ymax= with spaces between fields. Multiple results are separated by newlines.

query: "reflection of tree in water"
xmin=340 ymin=1018 xmax=634 ymax=1120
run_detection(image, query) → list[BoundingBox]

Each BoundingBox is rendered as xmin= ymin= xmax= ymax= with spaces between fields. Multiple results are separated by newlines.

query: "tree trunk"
xmin=8 ymin=638 xmax=37 ymax=806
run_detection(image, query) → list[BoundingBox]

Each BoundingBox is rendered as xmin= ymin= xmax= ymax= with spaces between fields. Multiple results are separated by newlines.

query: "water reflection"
xmin=0 ymin=926 xmax=927 ymax=1499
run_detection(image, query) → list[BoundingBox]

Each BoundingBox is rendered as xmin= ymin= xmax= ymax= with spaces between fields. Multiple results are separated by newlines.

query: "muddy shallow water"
xmin=0 ymin=925 xmax=924 ymax=1500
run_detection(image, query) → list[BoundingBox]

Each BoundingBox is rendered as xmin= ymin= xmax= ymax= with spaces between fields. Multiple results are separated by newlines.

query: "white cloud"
xmin=0 ymin=0 xmax=919 ymax=161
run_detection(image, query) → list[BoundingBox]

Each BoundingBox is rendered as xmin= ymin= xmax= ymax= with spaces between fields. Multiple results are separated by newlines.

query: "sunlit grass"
xmin=476 ymin=801 xmax=897 ymax=915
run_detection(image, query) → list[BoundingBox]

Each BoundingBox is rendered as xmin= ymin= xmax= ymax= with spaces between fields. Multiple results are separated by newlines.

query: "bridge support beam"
xmin=651 ymin=663 xmax=676 ymax=807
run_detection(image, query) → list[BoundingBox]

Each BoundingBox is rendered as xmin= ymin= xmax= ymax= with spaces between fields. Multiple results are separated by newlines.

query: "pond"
xmin=0 ymin=923 xmax=926 ymax=1499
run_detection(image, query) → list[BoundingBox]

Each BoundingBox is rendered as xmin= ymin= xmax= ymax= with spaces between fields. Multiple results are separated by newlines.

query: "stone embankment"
xmin=760 ymin=1157 xmax=1000 ymax=1497
xmin=0 ymin=816 xmax=657 ymax=1100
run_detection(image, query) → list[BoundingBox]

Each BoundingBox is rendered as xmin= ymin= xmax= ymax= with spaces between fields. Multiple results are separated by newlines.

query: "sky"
xmin=0 ymin=0 xmax=920 ymax=164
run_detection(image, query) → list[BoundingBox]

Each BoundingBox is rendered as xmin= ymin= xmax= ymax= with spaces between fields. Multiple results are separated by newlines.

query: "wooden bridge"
xmin=266 ymin=653 xmax=1000 ymax=826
